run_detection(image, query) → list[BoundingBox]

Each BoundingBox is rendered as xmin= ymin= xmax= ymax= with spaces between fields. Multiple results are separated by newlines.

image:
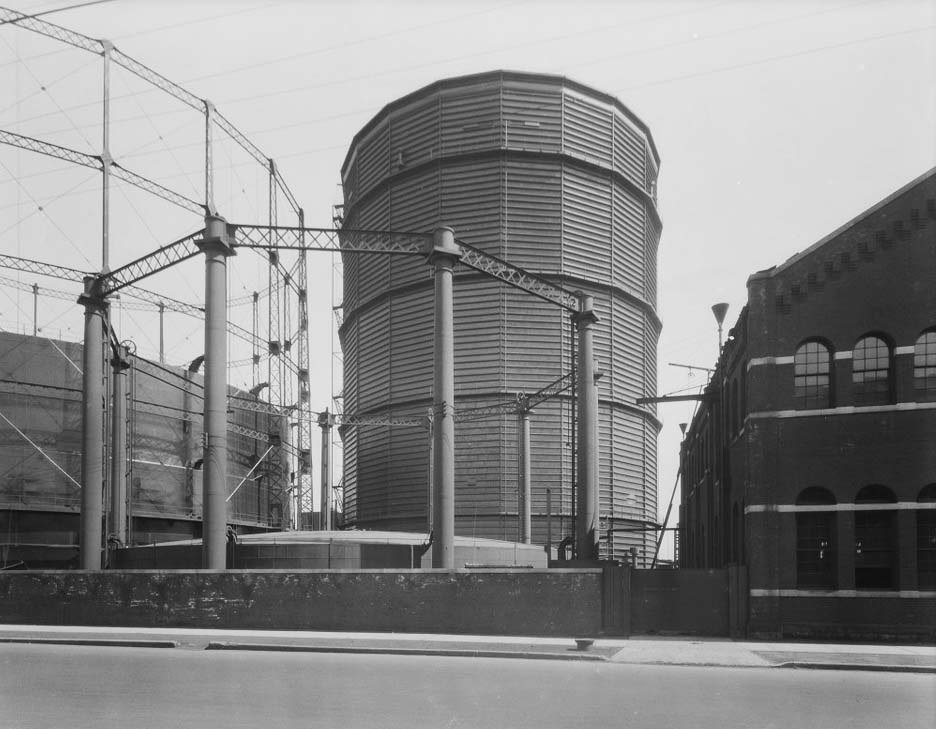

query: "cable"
xmin=0 ymin=156 xmax=98 ymax=269
xmin=0 ymin=0 xmax=115 ymax=26
xmin=619 ymin=22 xmax=936 ymax=92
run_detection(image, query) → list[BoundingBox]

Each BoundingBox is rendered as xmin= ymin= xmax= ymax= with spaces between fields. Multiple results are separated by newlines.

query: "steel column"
xmin=518 ymin=399 xmax=531 ymax=544
xmin=78 ymin=278 xmax=108 ymax=570
xmin=198 ymin=215 xmax=235 ymax=569
xmin=101 ymin=40 xmax=112 ymax=271
xmin=157 ymin=301 xmax=165 ymax=364
xmin=318 ymin=410 xmax=335 ymax=531
xmin=426 ymin=227 xmax=460 ymax=568
xmin=575 ymin=294 xmax=599 ymax=561
xmin=108 ymin=344 xmax=130 ymax=546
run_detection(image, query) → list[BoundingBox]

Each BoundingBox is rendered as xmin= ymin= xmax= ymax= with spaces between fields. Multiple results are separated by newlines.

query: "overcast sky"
xmin=2 ymin=0 xmax=934 ymax=547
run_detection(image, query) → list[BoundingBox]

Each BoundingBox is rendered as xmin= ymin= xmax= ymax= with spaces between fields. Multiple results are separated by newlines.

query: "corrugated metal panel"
xmin=440 ymin=158 xmax=501 ymax=248
xmin=561 ymin=165 xmax=612 ymax=281
xmin=344 ymin=187 xmax=392 ymax=313
xmin=528 ymin=397 xmax=573 ymax=513
xmin=609 ymin=298 xmax=649 ymax=405
xmin=440 ymin=87 xmax=501 ymax=156
xmin=354 ymin=425 xmax=390 ymax=521
xmin=356 ymin=305 xmax=390 ymax=411
xmin=504 ymin=158 xmax=562 ymax=272
xmin=562 ymin=92 xmax=612 ymax=167
xmin=502 ymin=85 xmax=562 ymax=152
xmin=341 ymin=426 xmax=358 ymax=524
xmin=384 ymin=424 xmax=431 ymax=522
xmin=645 ymin=205 xmax=661 ymax=306
xmin=390 ymin=291 xmax=433 ymax=402
xmin=388 ymin=168 xmax=440 ymax=288
xmin=612 ymin=184 xmax=645 ymax=297
xmin=340 ymin=317 xmax=358 ymax=413
xmin=356 ymin=123 xmax=390 ymax=201
xmin=454 ymin=281 xmax=504 ymax=395
xmin=612 ymin=113 xmax=646 ymax=191
xmin=341 ymin=74 xmax=658 ymax=550
xmin=389 ymin=98 xmax=439 ymax=169
xmin=504 ymin=289 xmax=565 ymax=391
xmin=456 ymin=414 xmax=507 ymax=513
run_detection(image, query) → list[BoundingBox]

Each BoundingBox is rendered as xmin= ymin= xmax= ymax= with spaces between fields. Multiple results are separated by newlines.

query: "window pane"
xmin=853 ymin=336 xmax=890 ymax=405
xmin=915 ymin=331 xmax=936 ymax=401
xmin=794 ymin=341 xmax=831 ymax=409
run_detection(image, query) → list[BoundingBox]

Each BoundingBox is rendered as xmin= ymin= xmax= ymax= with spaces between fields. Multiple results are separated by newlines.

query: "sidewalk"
xmin=0 ymin=624 xmax=933 ymax=673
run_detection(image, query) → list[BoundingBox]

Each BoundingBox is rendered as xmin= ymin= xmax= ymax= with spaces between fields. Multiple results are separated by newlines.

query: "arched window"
xmin=855 ymin=485 xmax=897 ymax=589
xmin=853 ymin=335 xmax=892 ymax=405
xmin=918 ymin=484 xmax=936 ymax=589
xmin=795 ymin=487 xmax=836 ymax=589
xmin=914 ymin=329 xmax=936 ymax=401
xmin=794 ymin=340 xmax=832 ymax=409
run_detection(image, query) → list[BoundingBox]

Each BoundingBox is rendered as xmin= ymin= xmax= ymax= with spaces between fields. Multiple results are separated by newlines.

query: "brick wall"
xmin=0 ymin=568 xmax=606 ymax=636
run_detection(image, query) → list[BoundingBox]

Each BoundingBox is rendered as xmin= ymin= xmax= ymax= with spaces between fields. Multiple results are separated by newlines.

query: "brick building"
xmin=679 ymin=168 xmax=936 ymax=640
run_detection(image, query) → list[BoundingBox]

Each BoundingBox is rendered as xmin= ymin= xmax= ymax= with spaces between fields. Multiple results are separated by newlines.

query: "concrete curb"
xmin=0 ymin=637 xmax=179 ymax=649
xmin=776 ymin=661 xmax=936 ymax=675
xmin=205 ymin=641 xmax=608 ymax=662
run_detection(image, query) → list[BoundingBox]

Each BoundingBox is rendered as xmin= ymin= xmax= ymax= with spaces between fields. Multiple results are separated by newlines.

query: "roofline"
xmin=749 ymin=165 xmax=936 ymax=282
xmin=340 ymin=69 xmax=661 ymax=176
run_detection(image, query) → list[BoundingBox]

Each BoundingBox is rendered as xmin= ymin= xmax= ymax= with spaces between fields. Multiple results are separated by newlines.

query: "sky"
xmin=2 ymin=0 xmax=935 ymax=553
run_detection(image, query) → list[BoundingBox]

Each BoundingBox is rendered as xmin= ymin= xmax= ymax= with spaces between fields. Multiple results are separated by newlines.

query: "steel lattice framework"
xmin=1 ymin=5 xmax=315 ymax=531
xmin=2 ymin=10 xmax=598 ymax=566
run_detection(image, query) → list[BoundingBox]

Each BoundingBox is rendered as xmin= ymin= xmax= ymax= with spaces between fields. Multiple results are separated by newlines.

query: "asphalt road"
xmin=1 ymin=643 xmax=933 ymax=729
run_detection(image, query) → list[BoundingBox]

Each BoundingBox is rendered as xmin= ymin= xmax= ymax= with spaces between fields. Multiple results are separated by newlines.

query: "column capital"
xmin=573 ymin=292 xmax=599 ymax=328
xmin=423 ymin=226 xmax=461 ymax=267
xmin=77 ymin=275 xmax=109 ymax=311
xmin=199 ymin=214 xmax=237 ymax=256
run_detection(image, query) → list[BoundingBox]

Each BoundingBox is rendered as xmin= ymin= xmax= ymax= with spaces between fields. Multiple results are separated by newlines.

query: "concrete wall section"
xmin=0 ymin=569 xmax=604 ymax=636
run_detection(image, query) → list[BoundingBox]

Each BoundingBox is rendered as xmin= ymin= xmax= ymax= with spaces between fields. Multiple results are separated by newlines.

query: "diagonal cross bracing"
xmin=456 ymin=239 xmax=580 ymax=313
xmin=232 ymin=225 xmax=431 ymax=255
xmin=97 ymin=230 xmax=204 ymax=296
xmin=0 ymin=6 xmax=302 ymax=218
xmin=0 ymin=129 xmax=204 ymax=215
xmin=0 ymin=252 xmax=89 ymax=282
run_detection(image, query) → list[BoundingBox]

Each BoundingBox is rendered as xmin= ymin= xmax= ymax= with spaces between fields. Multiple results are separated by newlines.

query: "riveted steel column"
xmin=518 ymin=398 xmax=532 ymax=544
xmin=199 ymin=215 xmax=235 ymax=569
xmin=425 ymin=227 xmax=460 ymax=568
xmin=79 ymin=278 xmax=108 ymax=570
xmin=109 ymin=344 xmax=130 ymax=546
xmin=575 ymin=294 xmax=599 ymax=561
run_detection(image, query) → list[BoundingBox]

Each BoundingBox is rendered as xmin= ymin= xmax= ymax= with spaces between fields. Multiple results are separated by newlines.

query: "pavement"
xmin=0 ymin=624 xmax=933 ymax=673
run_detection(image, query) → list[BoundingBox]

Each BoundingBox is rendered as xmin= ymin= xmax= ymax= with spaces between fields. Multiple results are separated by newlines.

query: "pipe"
xmin=108 ymin=344 xmax=130 ymax=546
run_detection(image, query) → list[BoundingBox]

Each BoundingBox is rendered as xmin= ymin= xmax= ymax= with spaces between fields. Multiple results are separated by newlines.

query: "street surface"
xmin=1 ymin=643 xmax=933 ymax=729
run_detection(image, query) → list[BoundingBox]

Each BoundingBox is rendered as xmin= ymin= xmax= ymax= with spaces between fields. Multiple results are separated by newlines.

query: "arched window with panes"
xmin=795 ymin=487 xmax=836 ymax=589
xmin=852 ymin=334 xmax=893 ymax=405
xmin=914 ymin=329 xmax=936 ymax=401
xmin=794 ymin=340 xmax=833 ymax=409
xmin=855 ymin=485 xmax=897 ymax=589
xmin=918 ymin=484 xmax=936 ymax=589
